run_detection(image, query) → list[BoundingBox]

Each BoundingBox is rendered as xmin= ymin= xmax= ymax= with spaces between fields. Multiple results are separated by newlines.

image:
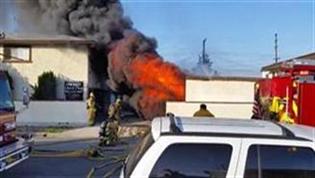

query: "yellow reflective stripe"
xmin=280 ymin=112 xmax=295 ymax=124
xmin=292 ymin=101 xmax=298 ymax=117
xmin=269 ymin=97 xmax=281 ymax=113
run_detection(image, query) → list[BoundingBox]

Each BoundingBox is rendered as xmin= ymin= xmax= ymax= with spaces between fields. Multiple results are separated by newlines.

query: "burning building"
xmin=107 ymin=31 xmax=185 ymax=120
xmin=0 ymin=0 xmax=186 ymax=122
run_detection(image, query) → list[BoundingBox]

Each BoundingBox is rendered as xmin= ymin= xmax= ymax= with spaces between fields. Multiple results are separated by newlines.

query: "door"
xmin=298 ymin=83 xmax=315 ymax=126
xmin=236 ymin=138 xmax=315 ymax=178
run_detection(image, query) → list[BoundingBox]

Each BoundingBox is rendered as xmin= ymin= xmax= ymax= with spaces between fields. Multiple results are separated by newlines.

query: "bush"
xmin=32 ymin=71 xmax=56 ymax=100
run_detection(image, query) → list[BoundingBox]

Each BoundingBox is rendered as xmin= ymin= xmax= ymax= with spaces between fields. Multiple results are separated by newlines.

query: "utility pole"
xmin=274 ymin=33 xmax=280 ymax=63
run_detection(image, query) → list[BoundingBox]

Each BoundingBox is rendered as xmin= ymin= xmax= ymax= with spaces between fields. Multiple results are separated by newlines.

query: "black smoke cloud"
xmin=4 ymin=0 xmax=186 ymax=120
xmin=10 ymin=0 xmax=132 ymax=44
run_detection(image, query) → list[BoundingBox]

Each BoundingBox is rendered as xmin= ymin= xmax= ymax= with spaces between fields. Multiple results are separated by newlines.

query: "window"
xmin=0 ymin=74 xmax=14 ymax=110
xmin=150 ymin=144 xmax=232 ymax=178
xmin=244 ymin=145 xmax=315 ymax=178
xmin=125 ymin=132 xmax=154 ymax=177
xmin=3 ymin=45 xmax=31 ymax=63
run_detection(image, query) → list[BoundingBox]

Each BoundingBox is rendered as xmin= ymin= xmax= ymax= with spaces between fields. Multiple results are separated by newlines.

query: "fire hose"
xmin=87 ymin=146 xmax=128 ymax=178
xmin=30 ymin=142 xmax=129 ymax=178
xmin=86 ymin=155 xmax=126 ymax=178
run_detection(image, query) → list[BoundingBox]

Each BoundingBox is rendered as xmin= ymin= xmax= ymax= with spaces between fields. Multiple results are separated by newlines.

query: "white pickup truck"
xmin=121 ymin=117 xmax=315 ymax=178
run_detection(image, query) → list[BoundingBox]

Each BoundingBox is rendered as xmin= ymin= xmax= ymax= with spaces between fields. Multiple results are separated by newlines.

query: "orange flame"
xmin=107 ymin=32 xmax=186 ymax=120
xmin=128 ymin=53 xmax=185 ymax=119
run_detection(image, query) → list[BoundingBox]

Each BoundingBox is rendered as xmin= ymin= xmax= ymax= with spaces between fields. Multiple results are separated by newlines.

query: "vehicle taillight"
xmin=0 ymin=132 xmax=16 ymax=146
xmin=0 ymin=122 xmax=16 ymax=146
xmin=4 ymin=122 xmax=16 ymax=132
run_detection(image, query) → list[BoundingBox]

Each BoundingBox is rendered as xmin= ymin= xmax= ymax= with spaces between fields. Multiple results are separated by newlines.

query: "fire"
xmin=107 ymin=32 xmax=186 ymax=120
xmin=128 ymin=54 xmax=185 ymax=120
xmin=129 ymin=54 xmax=185 ymax=100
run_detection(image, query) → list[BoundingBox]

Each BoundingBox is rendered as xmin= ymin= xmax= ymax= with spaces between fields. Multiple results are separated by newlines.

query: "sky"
xmin=0 ymin=0 xmax=314 ymax=77
xmin=0 ymin=0 xmax=18 ymax=32
xmin=121 ymin=0 xmax=315 ymax=76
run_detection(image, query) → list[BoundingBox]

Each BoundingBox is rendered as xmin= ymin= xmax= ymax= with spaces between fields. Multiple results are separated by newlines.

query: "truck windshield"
xmin=0 ymin=77 xmax=14 ymax=110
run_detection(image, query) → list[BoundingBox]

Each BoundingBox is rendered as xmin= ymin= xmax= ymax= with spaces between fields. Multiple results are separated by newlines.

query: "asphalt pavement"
xmin=0 ymin=138 xmax=139 ymax=178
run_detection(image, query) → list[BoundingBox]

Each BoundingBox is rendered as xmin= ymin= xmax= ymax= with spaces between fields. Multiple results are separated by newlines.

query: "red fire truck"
xmin=257 ymin=59 xmax=315 ymax=126
xmin=0 ymin=71 xmax=30 ymax=172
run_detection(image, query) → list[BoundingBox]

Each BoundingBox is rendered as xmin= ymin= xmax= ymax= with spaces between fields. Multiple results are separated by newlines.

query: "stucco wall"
xmin=15 ymin=101 xmax=88 ymax=126
xmin=0 ymin=45 xmax=89 ymax=100
xmin=186 ymin=79 xmax=255 ymax=102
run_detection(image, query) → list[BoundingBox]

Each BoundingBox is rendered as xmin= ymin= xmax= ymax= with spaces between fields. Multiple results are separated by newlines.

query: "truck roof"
xmin=151 ymin=117 xmax=315 ymax=142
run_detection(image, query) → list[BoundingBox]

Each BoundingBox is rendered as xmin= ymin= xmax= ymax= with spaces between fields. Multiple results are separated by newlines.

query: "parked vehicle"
xmin=121 ymin=117 xmax=315 ymax=178
xmin=0 ymin=71 xmax=30 ymax=172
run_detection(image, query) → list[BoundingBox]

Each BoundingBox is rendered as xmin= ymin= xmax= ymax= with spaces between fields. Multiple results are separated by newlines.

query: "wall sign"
xmin=64 ymin=81 xmax=84 ymax=101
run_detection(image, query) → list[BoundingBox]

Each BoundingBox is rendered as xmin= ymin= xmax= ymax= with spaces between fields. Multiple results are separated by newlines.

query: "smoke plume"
xmin=9 ymin=0 xmax=186 ymax=120
xmin=108 ymin=31 xmax=185 ymax=120
xmin=13 ymin=0 xmax=132 ymax=44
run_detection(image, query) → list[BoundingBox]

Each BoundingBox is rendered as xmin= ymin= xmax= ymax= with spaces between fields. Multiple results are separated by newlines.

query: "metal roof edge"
xmin=261 ymin=52 xmax=315 ymax=71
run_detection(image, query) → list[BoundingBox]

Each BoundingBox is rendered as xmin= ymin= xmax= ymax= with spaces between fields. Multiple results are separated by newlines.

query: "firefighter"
xmin=99 ymin=98 xmax=122 ymax=146
xmin=269 ymin=97 xmax=295 ymax=124
xmin=22 ymin=87 xmax=30 ymax=108
xmin=108 ymin=98 xmax=123 ymax=123
xmin=279 ymin=99 xmax=295 ymax=124
xmin=269 ymin=96 xmax=282 ymax=121
xmin=87 ymin=92 xmax=97 ymax=126
xmin=193 ymin=104 xmax=215 ymax=117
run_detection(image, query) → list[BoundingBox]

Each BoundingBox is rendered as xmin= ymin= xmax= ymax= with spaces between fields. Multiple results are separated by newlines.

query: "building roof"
xmin=0 ymin=33 xmax=94 ymax=45
xmin=262 ymin=52 xmax=315 ymax=72
xmin=186 ymin=75 xmax=260 ymax=82
xmin=151 ymin=117 xmax=315 ymax=142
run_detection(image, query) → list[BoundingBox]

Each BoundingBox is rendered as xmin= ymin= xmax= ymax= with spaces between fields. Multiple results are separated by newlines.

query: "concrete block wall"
xmin=15 ymin=101 xmax=88 ymax=126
